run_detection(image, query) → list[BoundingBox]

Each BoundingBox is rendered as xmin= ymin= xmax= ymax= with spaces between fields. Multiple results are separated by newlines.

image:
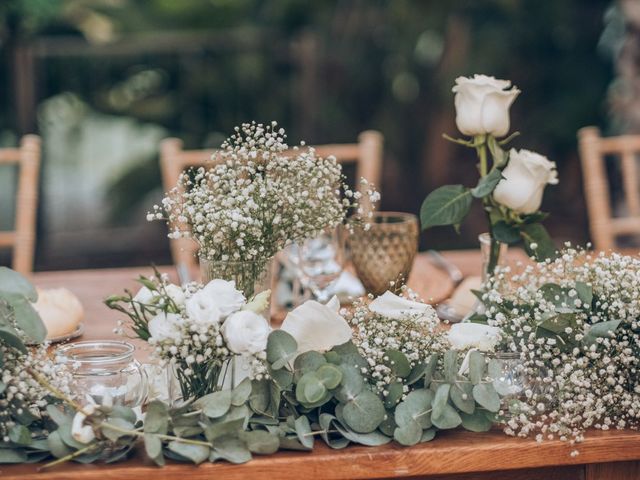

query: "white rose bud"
xmin=452 ymin=74 xmax=520 ymax=137
xmin=242 ymin=290 xmax=271 ymax=315
xmin=222 ymin=311 xmax=270 ymax=355
xmin=493 ymin=148 xmax=558 ymax=214
xmin=201 ymin=279 xmax=246 ymax=317
xmin=447 ymin=323 xmax=501 ymax=352
xmin=71 ymin=405 xmax=96 ymax=444
xmin=133 ymin=286 xmax=155 ymax=304
xmin=164 ymin=284 xmax=186 ymax=307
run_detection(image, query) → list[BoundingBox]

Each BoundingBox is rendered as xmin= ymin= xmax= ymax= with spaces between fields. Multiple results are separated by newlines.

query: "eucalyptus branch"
xmin=99 ymin=422 xmax=213 ymax=447
xmin=38 ymin=443 xmax=99 ymax=471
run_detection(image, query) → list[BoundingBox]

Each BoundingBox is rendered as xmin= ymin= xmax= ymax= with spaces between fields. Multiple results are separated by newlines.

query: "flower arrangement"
xmin=150 ymin=121 xmax=378 ymax=296
xmin=106 ymin=274 xmax=270 ymax=399
xmin=420 ymin=75 xmax=558 ymax=274
xmin=480 ymin=247 xmax=640 ymax=451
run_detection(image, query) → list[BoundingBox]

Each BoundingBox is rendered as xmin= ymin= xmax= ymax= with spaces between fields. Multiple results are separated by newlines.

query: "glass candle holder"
xmin=488 ymin=352 xmax=526 ymax=399
xmin=349 ymin=212 xmax=418 ymax=296
xmin=56 ymin=340 xmax=147 ymax=407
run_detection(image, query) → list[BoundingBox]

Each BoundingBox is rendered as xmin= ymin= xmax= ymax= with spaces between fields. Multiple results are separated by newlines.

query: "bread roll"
xmin=32 ymin=288 xmax=84 ymax=339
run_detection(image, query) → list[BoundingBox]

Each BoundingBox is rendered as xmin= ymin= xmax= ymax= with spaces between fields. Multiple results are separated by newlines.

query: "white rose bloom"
xmin=368 ymin=291 xmax=437 ymax=322
xmin=133 ymin=286 xmax=155 ymax=304
xmin=493 ymin=149 xmax=558 ymax=214
xmin=71 ymin=405 xmax=96 ymax=444
xmin=447 ymin=323 xmax=501 ymax=352
xmin=148 ymin=312 xmax=182 ymax=342
xmin=164 ymin=284 xmax=186 ymax=307
xmin=452 ymin=74 xmax=520 ymax=137
xmin=281 ymin=297 xmax=352 ymax=356
xmin=201 ymin=279 xmax=246 ymax=316
xmin=185 ymin=290 xmax=222 ymax=326
xmin=222 ymin=310 xmax=270 ymax=355
xmin=242 ymin=289 xmax=271 ymax=315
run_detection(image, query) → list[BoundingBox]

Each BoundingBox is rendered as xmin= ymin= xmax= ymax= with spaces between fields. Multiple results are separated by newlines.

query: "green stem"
xmin=100 ymin=422 xmax=213 ymax=447
xmin=475 ymin=135 xmax=488 ymax=177
xmin=38 ymin=443 xmax=98 ymax=471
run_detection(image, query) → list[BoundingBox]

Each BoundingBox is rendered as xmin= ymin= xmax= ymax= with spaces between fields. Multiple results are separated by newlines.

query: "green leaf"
xmin=584 ymin=320 xmax=622 ymax=345
xmin=443 ymin=351 xmax=458 ymax=382
xmin=383 ymin=382 xmax=404 ymax=409
xmin=420 ymin=185 xmax=473 ymax=230
xmin=432 ymin=384 xmax=451 ymax=419
xmin=9 ymin=424 xmax=32 ymax=446
xmin=58 ymin=422 xmax=89 ymax=449
xmin=0 ymin=449 xmax=27 ymax=463
xmin=231 ymin=378 xmax=253 ymax=407
xmin=8 ymin=296 xmax=47 ymax=344
xmin=270 ymin=368 xmax=294 ymax=390
xmin=101 ymin=417 xmax=135 ymax=443
xmin=469 ymin=351 xmax=486 ymax=385
xmin=460 ymin=410 xmax=493 ymax=432
xmin=167 ymin=441 xmax=210 ymax=464
xmin=294 ymin=351 xmax=327 ymax=377
xmin=46 ymin=405 xmax=72 ymax=427
xmin=538 ymin=313 xmax=578 ymax=335
xmin=472 ymin=168 xmax=503 ymax=198
xmin=575 ymin=282 xmax=593 ymax=307
xmin=294 ymin=415 xmax=314 ymax=449
xmin=332 ymin=341 xmax=368 ymax=370
xmin=379 ymin=413 xmax=397 ymax=436
xmin=342 ymin=390 xmax=385 ymax=433
xmin=211 ymin=437 xmax=252 ymax=464
xmin=420 ymin=428 xmax=436 ymax=443
xmin=384 ymin=349 xmax=411 ymax=378
xmin=144 ymin=433 xmax=163 ymax=459
xmin=406 ymin=362 xmax=428 ymax=386
xmin=492 ymin=221 xmax=521 ymax=245
xmin=299 ymin=374 xmax=327 ymax=404
xmin=487 ymin=136 xmax=509 ymax=166
xmin=47 ymin=430 xmax=73 ymax=459
xmin=318 ymin=414 xmax=350 ymax=449
xmin=334 ymin=422 xmax=391 ymax=446
xmin=195 ymin=389 xmax=232 ymax=419
xmin=422 ymin=354 xmax=438 ymax=388
xmin=0 ymin=267 xmax=37 ymax=301
xmin=144 ymin=400 xmax=169 ymax=434
xmin=431 ymin=404 xmax=462 ymax=429
xmin=240 ymin=430 xmax=280 ymax=455
xmin=266 ymin=330 xmax=297 ymax=369
xmin=394 ymin=389 xmax=433 ymax=429
xmin=521 ymin=223 xmax=557 ymax=261
xmin=316 ymin=364 xmax=342 ymax=389
xmin=450 ymin=382 xmax=475 ymax=415
xmin=472 ymin=383 xmax=501 ymax=412
xmin=334 ymin=364 xmax=365 ymax=403
xmin=0 ymin=325 xmax=27 ymax=353
xmin=393 ymin=422 xmax=422 ymax=446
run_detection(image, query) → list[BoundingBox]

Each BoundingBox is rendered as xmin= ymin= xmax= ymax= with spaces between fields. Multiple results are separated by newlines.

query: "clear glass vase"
xmin=167 ymin=358 xmax=234 ymax=404
xmin=488 ymin=352 xmax=526 ymax=400
xmin=199 ymin=256 xmax=273 ymax=316
xmin=479 ymin=232 xmax=509 ymax=283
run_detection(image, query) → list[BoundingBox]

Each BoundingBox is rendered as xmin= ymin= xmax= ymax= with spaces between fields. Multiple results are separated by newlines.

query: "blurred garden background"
xmin=0 ymin=0 xmax=632 ymax=270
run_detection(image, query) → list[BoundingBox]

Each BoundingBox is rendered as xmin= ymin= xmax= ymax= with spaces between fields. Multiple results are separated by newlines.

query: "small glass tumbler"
xmin=349 ymin=212 xmax=418 ymax=296
xmin=56 ymin=340 xmax=147 ymax=407
xmin=479 ymin=232 xmax=509 ymax=283
xmin=488 ymin=352 xmax=526 ymax=400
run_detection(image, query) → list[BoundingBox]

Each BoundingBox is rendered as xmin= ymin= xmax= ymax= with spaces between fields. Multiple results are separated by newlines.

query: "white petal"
xmin=368 ymin=291 xmax=436 ymax=321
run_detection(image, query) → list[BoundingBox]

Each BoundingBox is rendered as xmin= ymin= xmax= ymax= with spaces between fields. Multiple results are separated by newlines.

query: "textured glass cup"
xmin=56 ymin=340 xmax=147 ymax=407
xmin=349 ymin=212 xmax=418 ymax=296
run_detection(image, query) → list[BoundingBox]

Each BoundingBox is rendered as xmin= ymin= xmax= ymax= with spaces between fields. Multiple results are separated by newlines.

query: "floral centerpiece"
xmin=106 ymin=274 xmax=270 ymax=399
xmin=480 ymin=247 xmax=640 ymax=452
xmin=150 ymin=121 xmax=378 ymax=298
xmin=420 ymin=75 xmax=559 ymax=274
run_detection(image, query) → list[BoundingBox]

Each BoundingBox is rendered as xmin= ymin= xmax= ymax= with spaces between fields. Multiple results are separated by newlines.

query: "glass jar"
xmin=479 ymin=232 xmax=509 ymax=283
xmin=56 ymin=340 xmax=147 ymax=407
xmin=488 ymin=352 xmax=526 ymax=399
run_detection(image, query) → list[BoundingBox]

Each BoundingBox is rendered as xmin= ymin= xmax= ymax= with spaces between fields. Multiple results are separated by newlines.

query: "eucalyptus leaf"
xmin=266 ymin=330 xmax=297 ymax=369
xmin=231 ymin=378 xmax=253 ymax=406
xmin=318 ymin=414 xmax=350 ymax=449
xmin=195 ymin=389 xmax=232 ymax=419
xmin=469 ymin=351 xmax=486 ymax=385
xmin=393 ymin=421 xmax=422 ymax=446
xmin=333 ymin=423 xmax=392 ymax=446
xmin=420 ymin=185 xmax=473 ymax=230
xmin=420 ymin=428 xmax=436 ymax=443
xmin=294 ymin=351 xmax=327 ymax=377
xmin=0 ymin=448 xmax=27 ymax=463
xmin=575 ymin=281 xmax=593 ymax=307
xmin=249 ymin=379 xmax=271 ymax=414
xmin=8 ymin=296 xmax=47 ymax=344
xmin=430 ymin=404 xmax=462 ymax=429
xmin=47 ymin=430 xmax=73 ymax=459
xmin=450 ymin=382 xmax=475 ymax=415
xmin=584 ymin=319 xmax=622 ymax=345
xmin=240 ymin=430 xmax=280 ymax=455
xmin=167 ymin=441 xmax=210 ymax=464
xmin=9 ymin=424 xmax=31 ymax=446
xmin=144 ymin=400 xmax=169 ymax=434
xmin=333 ymin=364 xmax=365 ymax=403
xmin=294 ymin=415 xmax=314 ymax=449
xmin=332 ymin=341 xmax=368 ymax=370
xmin=394 ymin=389 xmax=433 ymax=429
xmin=211 ymin=436 xmax=252 ymax=464
xmin=472 ymin=383 xmax=501 ymax=412
xmin=443 ymin=351 xmax=458 ymax=382
xmin=342 ymin=390 xmax=385 ymax=433
xmin=144 ymin=433 xmax=163 ymax=459
xmin=384 ymin=349 xmax=411 ymax=378
xmin=460 ymin=410 xmax=493 ymax=432
xmin=316 ymin=364 xmax=342 ymax=389
xmin=46 ymin=404 xmax=72 ymax=427
xmin=432 ymin=384 xmax=451 ymax=419
xmin=101 ymin=417 xmax=135 ymax=443
xmin=0 ymin=325 xmax=27 ymax=354
xmin=383 ymin=382 xmax=404 ymax=409
xmin=270 ymin=367 xmax=294 ymax=390
xmin=0 ymin=267 xmax=37 ymax=301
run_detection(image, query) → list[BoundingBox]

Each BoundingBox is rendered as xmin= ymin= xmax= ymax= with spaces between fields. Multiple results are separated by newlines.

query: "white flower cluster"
xmin=128 ymin=277 xmax=270 ymax=389
xmin=151 ymin=121 xmax=379 ymax=262
xmin=345 ymin=292 xmax=448 ymax=396
xmin=483 ymin=246 xmax=640 ymax=446
xmin=0 ymin=343 xmax=72 ymax=443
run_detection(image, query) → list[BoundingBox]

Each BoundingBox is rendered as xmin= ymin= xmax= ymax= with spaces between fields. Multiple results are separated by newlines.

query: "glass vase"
xmin=479 ymin=232 xmax=509 ymax=283
xmin=167 ymin=357 xmax=234 ymax=404
xmin=488 ymin=352 xmax=526 ymax=400
xmin=349 ymin=212 xmax=419 ymax=296
xmin=199 ymin=256 xmax=273 ymax=318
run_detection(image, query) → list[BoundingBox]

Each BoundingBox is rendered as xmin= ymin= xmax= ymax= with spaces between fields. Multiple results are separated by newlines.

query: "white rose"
xmin=281 ymin=297 xmax=352 ymax=356
xmin=242 ymin=290 xmax=271 ymax=315
xmin=368 ymin=291 xmax=436 ymax=322
xmin=148 ymin=312 xmax=182 ymax=342
xmin=201 ymin=279 xmax=246 ymax=317
xmin=164 ymin=284 xmax=186 ymax=307
xmin=185 ymin=290 xmax=222 ymax=326
xmin=71 ymin=405 xmax=96 ymax=444
xmin=493 ymin=149 xmax=558 ymax=214
xmin=133 ymin=286 xmax=156 ymax=304
xmin=452 ymin=74 xmax=520 ymax=137
xmin=447 ymin=323 xmax=501 ymax=352
xmin=222 ymin=311 xmax=270 ymax=355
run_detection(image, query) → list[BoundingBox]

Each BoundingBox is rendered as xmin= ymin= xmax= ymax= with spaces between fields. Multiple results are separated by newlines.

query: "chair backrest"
xmin=0 ymin=135 xmax=41 ymax=275
xmin=578 ymin=126 xmax=640 ymax=250
xmin=159 ymin=130 xmax=384 ymax=270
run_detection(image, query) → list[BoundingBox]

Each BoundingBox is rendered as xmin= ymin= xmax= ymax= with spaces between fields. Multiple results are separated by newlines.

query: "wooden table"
xmin=3 ymin=249 xmax=639 ymax=480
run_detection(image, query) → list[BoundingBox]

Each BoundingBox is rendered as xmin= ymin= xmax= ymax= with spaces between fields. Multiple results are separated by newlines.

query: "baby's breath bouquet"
xmin=106 ymin=273 xmax=270 ymax=400
xmin=151 ymin=121 xmax=378 ymax=297
xmin=480 ymin=247 xmax=640 ymax=452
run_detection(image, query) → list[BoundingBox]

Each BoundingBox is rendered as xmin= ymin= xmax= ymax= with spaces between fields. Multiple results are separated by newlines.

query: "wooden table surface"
xmin=3 ymin=249 xmax=639 ymax=480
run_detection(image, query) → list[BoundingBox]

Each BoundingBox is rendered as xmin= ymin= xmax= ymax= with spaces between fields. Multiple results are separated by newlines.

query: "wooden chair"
xmin=160 ymin=131 xmax=384 ymax=270
xmin=578 ymin=126 xmax=640 ymax=250
xmin=0 ymin=135 xmax=41 ymax=275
